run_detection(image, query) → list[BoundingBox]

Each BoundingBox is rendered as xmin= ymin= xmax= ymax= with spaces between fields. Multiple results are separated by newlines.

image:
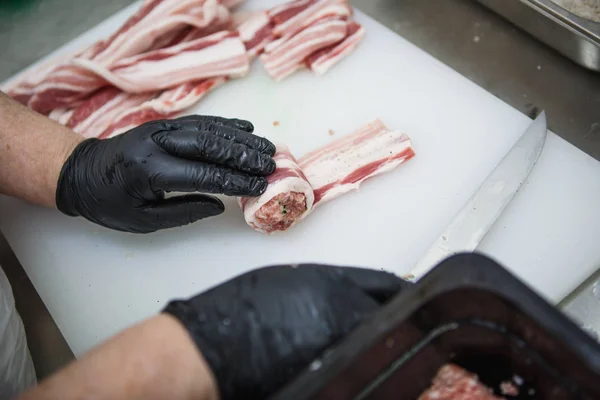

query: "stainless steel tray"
xmin=477 ymin=0 xmax=600 ymax=72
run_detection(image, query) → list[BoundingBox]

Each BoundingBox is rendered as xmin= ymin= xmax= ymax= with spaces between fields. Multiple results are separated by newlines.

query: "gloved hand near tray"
xmin=163 ymin=264 xmax=412 ymax=400
xmin=18 ymin=264 xmax=412 ymax=400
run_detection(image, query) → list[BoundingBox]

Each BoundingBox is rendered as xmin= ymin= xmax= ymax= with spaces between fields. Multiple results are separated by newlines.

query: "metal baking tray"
xmin=270 ymin=253 xmax=600 ymax=400
xmin=477 ymin=0 xmax=600 ymax=72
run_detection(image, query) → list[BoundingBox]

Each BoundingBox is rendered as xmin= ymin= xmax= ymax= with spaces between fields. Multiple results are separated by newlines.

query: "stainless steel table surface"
xmin=1 ymin=0 xmax=599 ymax=379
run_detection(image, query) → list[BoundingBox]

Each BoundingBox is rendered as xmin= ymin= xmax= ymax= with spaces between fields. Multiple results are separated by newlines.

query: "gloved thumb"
xmin=140 ymin=194 xmax=225 ymax=233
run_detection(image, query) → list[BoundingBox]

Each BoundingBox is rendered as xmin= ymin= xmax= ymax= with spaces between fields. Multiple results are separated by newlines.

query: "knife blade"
xmin=408 ymin=111 xmax=548 ymax=280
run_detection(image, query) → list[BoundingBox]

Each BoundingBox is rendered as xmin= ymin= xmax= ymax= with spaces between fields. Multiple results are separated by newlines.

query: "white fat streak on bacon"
xmin=152 ymin=79 xmax=226 ymax=112
xmin=2 ymin=40 xmax=95 ymax=95
xmin=267 ymin=62 xmax=304 ymax=82
xmin=48 ymin=108 xmax=75 ymax=125
xmin=8 ymin=0 xmax=234 ymax=113
xmin=267 ymin=0 xmax=312 ymax=17
xmin=307 ymin=21 xmax=364 ymax=75
xmin=298 ymin=119 xmax=415 ymax=205
xmin=292 ymin=3 xmax=351 ymax=33
xmin=269 ymin=0 xmax=347 ymax=38
xmin=262 ymin=2 xmax=350 ymax=54
xmin=2 ymin=53 xmax=71 ymax=98
xmin=176 ymin=6 xmax=233 ymax=45
xmin=238 ymin=145 xmax=315 ymax=234
xmin=260 ymin=18 xmax=347 ymax=81
xmin=221 ymin=0 xmax=246 ymax=8
xmin=74 ymin=92 xmax=155 ymax=138
xmin=4 ymin=44 xmax=100 ymax=109
xmin=101 ymin=77 xmax=226 ymax=138
xmin=94 ymin=0 xmax=224 ymax=66
xmin=236 ymin=11 xmax=274 ymax=58
xmin=96 ymin=11 xmax=231 ymax=63
xmin=73 ymin=32 xmax=249 ymax=93
xmin=7 ymin=0 xmax=173 ymax=111
xmin=263 ymin=33 xmax=293 ymax=54
xmin=26 ymin=68 xmax=107 ymax=114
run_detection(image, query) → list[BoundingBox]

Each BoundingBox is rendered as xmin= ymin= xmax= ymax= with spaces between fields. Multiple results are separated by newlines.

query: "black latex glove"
xmin=56 ymin=115 xmax=276 ymax=233
xmin=163 ymin=264 xmax=412 ymax=400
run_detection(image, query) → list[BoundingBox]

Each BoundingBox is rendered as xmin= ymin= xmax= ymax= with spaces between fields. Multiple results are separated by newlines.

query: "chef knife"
xmin=408 ymin=111 xmax=548 ymax=280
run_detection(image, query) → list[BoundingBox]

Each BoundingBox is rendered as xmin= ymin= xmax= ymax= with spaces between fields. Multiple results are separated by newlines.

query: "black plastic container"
xmin=270 ymin=253 xmax=600 ymax=399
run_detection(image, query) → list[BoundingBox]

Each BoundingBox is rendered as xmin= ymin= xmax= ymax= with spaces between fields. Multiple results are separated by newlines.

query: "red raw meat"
xmin=419 ymin=364 xmax=506 ymax=400
xmin=239 ymin=145 xmax=314 ymax=233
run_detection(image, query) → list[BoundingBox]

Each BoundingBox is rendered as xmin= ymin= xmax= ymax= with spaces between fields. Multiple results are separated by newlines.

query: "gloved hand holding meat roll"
xmin=56 ymin=115 xmax=277 ymax=233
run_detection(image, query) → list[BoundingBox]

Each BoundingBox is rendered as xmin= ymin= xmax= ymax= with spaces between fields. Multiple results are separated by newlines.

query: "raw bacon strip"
xmin=236 ymin=11 xmax=274 ymax=58
xmin=258 ymin=0 xmax=361 ymax=80
xmin=306 ymin=20 xmax=364 ymax=75
xmin=7 ymin=0 xmax=235 ymax=113
xmin=92 ymin=0 xmax=227 ymax=65
xmin=48 ymin=107 xmax=75 ymax=126
xmin=99 ymin=77 xmax=226 ymax=139
xmin=268 ymin=0 xmax=347 ymax=39
xmin=67 ymin=88 xmax=155 ymax=138
xmin=67 ymin=88 xmax=127 ymax=129
xmin=3 ymin=38 xmax=109 ymax=109
xmin=239 ymin=120 xmax=414 ymax=234
xmin=239 ymin=145 xmax=315 ymax=234
xmin=259 ymin=18 xmax=348 ymax=81
xmin=155 ymin=2 xmax=234 ymax=47
xmin=20 ymin=41 xmax=109 ymax=114
xmin=2 ymin=49 xmax=80 ymax=106
xmin=26 ymin=66 xmax=107 ymax=115
xmin=299 ymin=119 xmax=414 ymax=205
xmin=262 ymin=1 xmax=351 ymax=54
xmin=73 ymin=31 xmax=249 ymax=93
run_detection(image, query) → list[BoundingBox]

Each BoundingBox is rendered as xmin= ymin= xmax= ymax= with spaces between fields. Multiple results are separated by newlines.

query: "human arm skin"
xmin=0 ymin=91 xmax=83 ymax=208
xmin=18 ymin=264 xmax=410 ymax=400
xmin=1 ymin=91 xmax=276 ymax=233
xmin=18 ymin=314 xmax=219 ymax=400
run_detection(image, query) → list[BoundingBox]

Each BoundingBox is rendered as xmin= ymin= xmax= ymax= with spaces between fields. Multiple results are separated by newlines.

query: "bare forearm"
xmin=18 ymin=314 xmax=219 ymax=400
xmin=0 ymin=92 xmax=83 ymax=207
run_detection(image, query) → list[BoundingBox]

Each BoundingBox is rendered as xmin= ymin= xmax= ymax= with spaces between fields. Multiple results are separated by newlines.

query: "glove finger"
xmin=151 ymin=158 xmax=269 ymax=197
xmin=141 ymin=194 xmax=224 ymax=231
xmin=172 ymin=115 xmax=255 ymax=133
xmin=211 ymin=125 xmax=276 ymax=157
xmin=154 ymin=129 xmax=276 ymax=176
xmin=330 ymin=266 xmax=412 ymax=304
xmin=168 ymin=118 xmax=276 ymax=156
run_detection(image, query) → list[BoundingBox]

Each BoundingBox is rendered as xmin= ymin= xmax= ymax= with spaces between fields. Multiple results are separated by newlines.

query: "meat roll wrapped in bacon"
xmin=239 ymin=119 xmax=415 ymax=234
xmin=238 ymin=145 xmax=315 ymax=234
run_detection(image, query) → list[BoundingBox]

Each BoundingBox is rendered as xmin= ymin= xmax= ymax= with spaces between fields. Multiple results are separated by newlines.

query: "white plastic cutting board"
xmin=2 ymin=0 xmax=600 ymax=357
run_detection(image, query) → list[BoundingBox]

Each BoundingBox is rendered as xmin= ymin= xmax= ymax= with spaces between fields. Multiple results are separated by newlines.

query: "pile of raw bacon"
xmin=3 ymin=0 xmax=365 ymax=140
